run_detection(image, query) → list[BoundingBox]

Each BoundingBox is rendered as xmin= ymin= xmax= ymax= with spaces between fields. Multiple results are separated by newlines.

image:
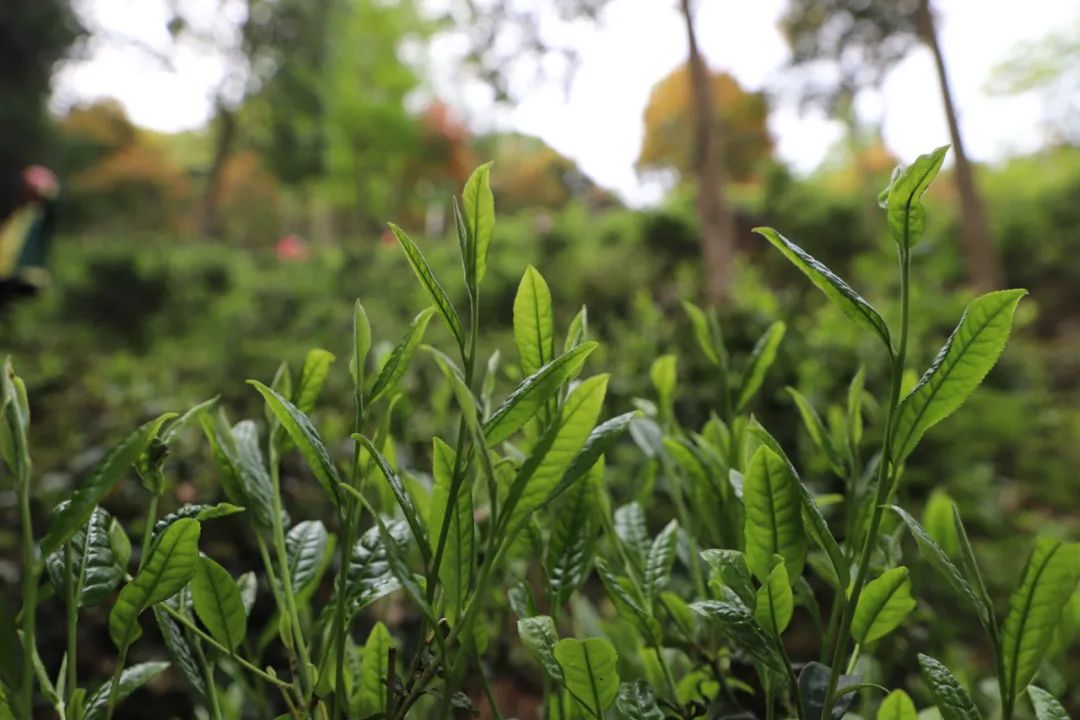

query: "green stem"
xmin=191 ymin=629 xmax=224 ymax=720
xmin=330 ymin=499 xmax=357 ymax=720
xmin=654 ymin=646 xmax=679 ymax=702
xmin=269 ymin=447 xmax=313 ymax=698
xmin=820 ymin=248 xmax=911 ymax=720
xmin=104 ymin=643 xmax=129 ymax=720
xmin=64 ymin=543 xmax=77 ymax=704
xmin=17 ymin=472 xmax=37 ymax=719
xmin=138 ymin=495 xmax=160 ymax=571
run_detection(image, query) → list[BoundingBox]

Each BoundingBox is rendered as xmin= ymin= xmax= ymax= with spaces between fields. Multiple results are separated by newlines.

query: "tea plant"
xmin=1 ymin=150 xmax=1076 ymax=720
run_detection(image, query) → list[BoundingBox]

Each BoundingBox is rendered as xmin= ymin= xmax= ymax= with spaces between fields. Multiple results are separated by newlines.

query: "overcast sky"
xmin=53 ymin=0 xmax=1073 ymax=205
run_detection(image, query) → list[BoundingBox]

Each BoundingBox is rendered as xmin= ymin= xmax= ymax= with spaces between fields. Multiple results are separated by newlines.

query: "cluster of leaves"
xmin=1 ymin=151 xmax=1076 ymax=720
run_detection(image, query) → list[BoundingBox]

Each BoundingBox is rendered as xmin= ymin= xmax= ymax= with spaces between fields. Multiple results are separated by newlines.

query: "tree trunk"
xmin=679 ymin=0 xmax=737 ymax=305
xmin=200 ymin=98 xmax=237 ymax=238
xmin=917 ymin=0 xmax=1002 ymax=291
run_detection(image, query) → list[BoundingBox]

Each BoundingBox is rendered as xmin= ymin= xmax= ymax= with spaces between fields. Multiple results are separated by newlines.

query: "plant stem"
xmin=17 ymin=468 xmax=37 ymax=720
xmin=330 ymin=498 xmax=357 ymax=720
xmin=139 ymin=494 xmax=160 ymax=571
xmin=104 ymin=643 xmax=129 ymax=720
xmin=654 ymin=646 xmax=680 ymax=702
xmin=269 ymin=447 xmax=313 ymax=698
xmin=64 ymin=543 xmax=78 ymax=703
xmin=819 ymin=248 xmax=911 ymax=719
xmin=191 ymin=630 xmax=224 ymax=720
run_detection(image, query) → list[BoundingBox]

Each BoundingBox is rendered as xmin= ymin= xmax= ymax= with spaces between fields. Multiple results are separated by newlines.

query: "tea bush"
xmin=2 ymin=151 xmax=1077 ymax=720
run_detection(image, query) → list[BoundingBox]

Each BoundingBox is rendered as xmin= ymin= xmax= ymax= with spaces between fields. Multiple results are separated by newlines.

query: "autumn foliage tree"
xmin=637 ymin=63 xmax=773 ymax=184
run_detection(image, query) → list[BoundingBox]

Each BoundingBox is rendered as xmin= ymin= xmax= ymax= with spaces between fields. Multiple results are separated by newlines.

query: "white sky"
xmin=53 ymin=0 xmax=1072 ymax=205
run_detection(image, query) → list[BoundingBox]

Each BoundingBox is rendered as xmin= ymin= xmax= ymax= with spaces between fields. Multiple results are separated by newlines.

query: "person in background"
xmin=0 ymin=165 xmax=59 ymax=308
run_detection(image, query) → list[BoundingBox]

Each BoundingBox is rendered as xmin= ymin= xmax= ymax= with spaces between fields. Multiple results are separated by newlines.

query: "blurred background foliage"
xmin=2 ymin=0 xmax=1080 ymax=714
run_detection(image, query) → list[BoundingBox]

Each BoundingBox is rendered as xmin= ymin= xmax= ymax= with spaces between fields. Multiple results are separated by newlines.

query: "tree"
xmin=675 ymin=0 xmax=739 ymax=305
xmin=0 ymin=0 xmax=83 ymax=174
xmin=637 ymin=63 xmax=773 ymax=184
xmin=780 ymin=0 xmax=1002 ymax=291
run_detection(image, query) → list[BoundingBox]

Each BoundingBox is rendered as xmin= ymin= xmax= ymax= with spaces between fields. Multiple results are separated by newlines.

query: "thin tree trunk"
xmin=679 ymin=0 xmax=736 ymax=305
xmin=201 ymin=97 xmax=237 ymax=238
xmin=917 ymin=0 xmax=1002 ymax=291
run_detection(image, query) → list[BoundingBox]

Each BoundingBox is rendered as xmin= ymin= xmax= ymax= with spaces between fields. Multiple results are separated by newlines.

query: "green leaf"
xmin=153 ymin=607 xmax=206 ymax=699
xmin=109 ymin=519 xmax=201 ymax=649
xmin=250 ymin=380 xmax=341 ymax=506
xmin=293 ymin=349 xmax=335 ymax=416
xmin=555 ymin=638 xmax=619 ymax=719
xmin=190 ymin=556 xmax=247 ymax=651
xmin=890 ymin=506 xmax=990 ymax=628
xmin=615 ymin=502 xmax=650 ymax=572
xmin=754 ymin=558 xmax=794 ymax=636
xmin=877 ymin=690 xmax=917 ymax=720
xmin=743 ymin=446 xmax=807 ymax=582
xmin=517 ymin=615 xmax=564 ymax=683
xmin=345 ymin=522 xmax=409 ymax=616
xmin=701 ymin=549 xmax=755 ymax=607
xmin=595 ymin=557 xmax=660 ymax=641
xmin=547 ymin=461 xmax=600 ymax=606
xmin=42 ymin=413 xmax=174 ymax=555
xmin=355 ymin=621 xmax=395 ymax=718
xmin=565 ymin=305 xmax=589 ymax=353
xmin=892 ymin=289 xmax=1026 ymax=464
xmin=799 ymin=661 xmax=860 ymax=720
xmin=1028 ymin=687 xmax=1070 ymax=720
xmin=388 ymin=223 xmax=464 ymax=351
xmin=682 ymin=300 xmax=722 ymax=366
xmin=923 ymin=489 xmax=961 ymax=558
xmin=786 ymin=387 xmax=844 ymax=474
xmin=1001 ymin=538 xmax=1080 ymax=708
xmin=736 ymin=321 xmax=785 ymax=412
xmin=852 ymin=567 xmax=917 ymax=644
xmin=353 ymin=434 xmax=429 ymax=561
xmin=500 ymin=375 xmax=608 ymax=541
xmin=879 ymin=145 xmax=948 ymax=249
xmin=644 ymin=520 xmax=679 ymax=607
xmin=484 ymin=342 xmax=598 ymax=445
xmin=514 ymin=265 xmax=556 ymax=376
xmin=46 ymin=505 xmax=124 ymax=607
xmin=82 ymin=661 xmax=169 ymax=720
xmin=545 ymin=411 xmax=636 ymax=505
xmin=692 ymin=600 xmax=784 ymax=672
xmin=368 ymin=306 xmax=436 ymax=405
xmin=650 ymin=354 xmax=677 ymax=407
xmin=616 ymin=680 xmax=664 ymax=720
xmin=462 ymin=162 xmax=495 ymax=286
xmin=754 ymin=227 xmax=891 ymax=352
xmin=917 ymin=654 xmax=981 ymax=720
xmin=429 ymin=437 xmax=473 ymax=623
xmin=199 ymin=414 xmax=276 ymax=530
xmin=351 ymin=300 xmax=372 ymax=396
xmin=152 ymin=502 xmax=244 ymax=540
xmin=285 ymin=520 xmax=329 ymax=595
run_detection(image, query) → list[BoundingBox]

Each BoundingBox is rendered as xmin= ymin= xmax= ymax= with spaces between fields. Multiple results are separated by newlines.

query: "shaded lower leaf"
xmin=615 ymin=680 xmax=664 ymax=720
xmin=1028 ymin=686 xmax=1070 ymax=720
xmin=190 ymin=556 xmax=247 ymax=651
xmin=799 ymin=661 xmax=860 ymax=720
xmin=917 ymin=654 xmax=980 ymax=720
xmin=517 ymin=615 xmax=564 ymax=683
xmin=355 ymin=622 xmax=395 ymax=718
xmin=285 ymin=520 xmax=329 ymax=596
xmin=82 ymin=661 xmax=170 ymax=720
xmin=153 ymin=607 xmax=206 ymax=699
xmin=692 ymin=600 xmax=784 ymax=673
xmin=46 ymin=505 xmax=124 ymax=607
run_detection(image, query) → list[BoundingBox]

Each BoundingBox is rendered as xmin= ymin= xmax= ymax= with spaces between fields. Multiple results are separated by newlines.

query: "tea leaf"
xmin=892 ymin=289 xmax=1026 ymax=464
xmin=614 ymin=502 xmax=650 ymax=574
xmin=880 ymin=146 xmax=948 ymax=250
xmin=1028 ymin=687 xmax=1069 ymax=720
xmin=754 ymin=227 xmax=891 ymax=352
xmin=500 ymin=375 xmax=608 ymax=540
xmin=682 ymin=300 xmax=723 ymax=366
xmin=345 ymin=521 xmax=409 ymax=616
xmin=546 ymin=411 xmax=635 ymax=505
xmin=430 ymin=437 xmax=473 ymax=623
xmin=250 ymin=380 xmax=342 ymax=506
xmin=799 ymin=661 xmax=860 ymax=720
xmin=82 ymin=661 xmax=170 ymax=720
xmin=555 ymin=637 xmax=619 ymax=719
xmin=548 ymin=462 xmax=601 ymax=606
xmin=517 ymin=615 xmax=564 ymax=683
xmin=785 ymin=387 xmax=844 ymax=474
xmin=754 ymin=558 xmax=794 ymax=636
xmin=389 ymin=223 xmax=464 ymax=351
xmin=565 ymin=305 xmax=589 ymax=353
xmin=743 ymin=446 xmax=807 ymax=582
xmin=852 ymin=567 xmax=917 ymax=644
xmin=736 ymin=321 xmax=785 ymax=412
xmin=191 ymin=556 xmax=247 ymax=651
xmin=890 ymin=506 xmax=989 ymax=628
xmin=616 ymin=680 xmax=665 ymax=720
xmin=46 ymin=505 xmax=124 ymax=607
xmin=462 ymin=162 xmax=495 ymax=286
xmin=923 ymin=489 xmax=961 ymax=558
xmin=152 ymin=502 xmax=244 ymax=540
xmin=353 ymin=434 xmax=429 ymax=561
xmin=877 ymin=690 xmax=917 ymax=720
xmin=43 ymin=413 xmax=174 ymax=555
xmin=1001 ymin=538 xmax=1080 ymax=709
xmin=595 ymin=557 xmax=660 ymax=641
xmin=485 ymin=341 xmax=598 ymax=445
xmin=692 ymin=600 xmax=784 ymax=672
xmin=109 ymin=519 xmax=201 ymax=649
xmin=644 ymin=520 xmax=679 ymax=607
xmin=351 ymin=301 xmax=372 ymax=396
xmin=917 ymin=654 xmax=980 ymax=720
xmin=368 ymin=307 xmax=436 ymax=405
xmin=293 ymin=348 xmax=335 ymax=416
xmin=514 ymin=265 xmax=555 ymax=377
xmin=701 ymin=549 xmax=755 ymax=607
xmin=355 ymin=621 xmax=395 ymax=718
xmin=285 ymin=520 xmax=329 ymax=595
